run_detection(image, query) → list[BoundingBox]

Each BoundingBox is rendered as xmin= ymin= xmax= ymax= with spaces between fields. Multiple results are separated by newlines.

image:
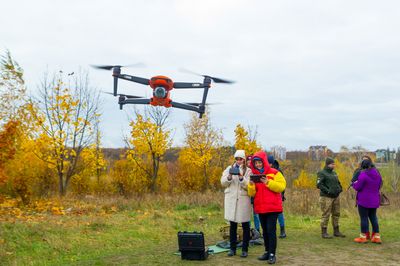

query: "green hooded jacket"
xmin=316 ymin=167 xmax=343 ymax=198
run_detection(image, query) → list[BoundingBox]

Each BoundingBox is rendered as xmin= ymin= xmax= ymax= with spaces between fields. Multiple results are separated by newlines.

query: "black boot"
xmin=227 ymin=249 xmax=236 ymax=256
xmin=334 ymin=226 xmax=346 ymax=237
xmin=240 ymin=251 xmax=248 ymax=258
xmin=268 ymin=253 xmax=276 ymax=264
xmin=279 ymin=226 xmax=287 ymax=238
xmin=258 ymin=252 xmax=269 ymax=260
xmin=321 ymin=227 xmax=333 ymax=239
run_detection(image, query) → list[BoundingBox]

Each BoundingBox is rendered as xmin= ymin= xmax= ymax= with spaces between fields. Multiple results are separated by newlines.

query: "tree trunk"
xmin=151 ymin=154 xmax=158 ymax=192
xmin=58 ymin=172 xmax=64 ymax=196
xmin=203 ymin=165 xmax=208 ymax=191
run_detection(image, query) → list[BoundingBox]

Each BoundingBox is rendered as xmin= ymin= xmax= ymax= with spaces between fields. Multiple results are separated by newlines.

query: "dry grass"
xmin=1 ymin=189 xmax=399 ymax=265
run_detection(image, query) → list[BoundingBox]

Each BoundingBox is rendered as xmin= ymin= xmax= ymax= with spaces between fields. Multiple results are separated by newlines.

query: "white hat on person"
xmin=234 ymin=150 xmax=246 ymax=159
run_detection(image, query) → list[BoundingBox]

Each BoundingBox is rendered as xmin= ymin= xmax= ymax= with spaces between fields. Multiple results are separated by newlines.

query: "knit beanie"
xmin=325 ymin=157 xmax=335 ymax=166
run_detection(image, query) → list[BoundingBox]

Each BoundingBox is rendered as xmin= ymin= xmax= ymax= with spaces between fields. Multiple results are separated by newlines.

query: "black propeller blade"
xmin=183 ymin=102 xmax=218 ymax=106
xmin=179 ymin=68 xmax=235 ymax=84
xmin=101 ymin=91 xmax=143 ymax=99
xmin=91 ymin=63 xmax=145 ymax=70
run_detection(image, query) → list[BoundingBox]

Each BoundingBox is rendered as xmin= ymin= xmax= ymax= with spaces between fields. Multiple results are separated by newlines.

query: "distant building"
xmin=270 ymin=146 xmax=286 ymax=161
xmin=286 ymin=151 xmax=309 ymax=161
xmin=308 ymin=145 xmax=329 ymax=161
xmin=376 ymin=149 xmax=396 ymax=163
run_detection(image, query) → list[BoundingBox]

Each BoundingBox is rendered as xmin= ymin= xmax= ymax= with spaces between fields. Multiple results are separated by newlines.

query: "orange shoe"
xmin=365 ymin=232 xmax=371 ymax=240
xmin=354 ymin=233 xmax=368 ymax=243
xmin=371 ymin=233 xmax=382 ymax=244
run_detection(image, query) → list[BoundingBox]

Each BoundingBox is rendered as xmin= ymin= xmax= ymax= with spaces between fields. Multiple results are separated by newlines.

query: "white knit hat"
xmin=234 ymin=150 xmax=246 ymax=159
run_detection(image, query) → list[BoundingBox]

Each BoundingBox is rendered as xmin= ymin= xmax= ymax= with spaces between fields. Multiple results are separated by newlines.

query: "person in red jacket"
xmin=248 ymin=150 xmax=286 ymax=264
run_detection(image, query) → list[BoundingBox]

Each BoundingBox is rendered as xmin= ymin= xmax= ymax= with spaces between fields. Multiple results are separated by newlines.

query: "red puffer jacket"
xmin=248 ymin=151 xmax=286 ymax=214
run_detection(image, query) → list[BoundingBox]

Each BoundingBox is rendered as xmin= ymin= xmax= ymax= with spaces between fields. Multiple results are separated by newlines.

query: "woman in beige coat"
xmin=221 ymin=150 xmax=252 ymax=258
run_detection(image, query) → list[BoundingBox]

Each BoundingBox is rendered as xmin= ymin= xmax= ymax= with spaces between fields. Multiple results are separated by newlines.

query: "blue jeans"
xmin=278 ymin=212 xmax=285 ymax=227
xmin=253 ymin=212 xmax=260 ymax=231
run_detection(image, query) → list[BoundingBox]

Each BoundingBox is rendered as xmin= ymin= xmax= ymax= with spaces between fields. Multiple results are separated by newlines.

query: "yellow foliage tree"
xmin=29 ymin=72 xmax=101 ymax=196
xmin=0 ymin=52 xmax=52 ymax=202
xmin=70 ymin=144 xmax=107 ymax=195
xmin=234 ymin=124 xmax=261 ymax=156
xmin=3 ymin=137 xmax=51 ymax=203
xmin=0 ymin=121 xmax=19 ymax=186
xmin=333 ymin=158 xmax=351 ymax=189
xmin=293 ymin=170 xmax=316 ymax=189
xmin=177 ymin=112 xmax=223 ymax=191
xmin=126 ymin=108 xmax=171 ymax=192
xmin=110 ymin=159 xmax=150 ymax=195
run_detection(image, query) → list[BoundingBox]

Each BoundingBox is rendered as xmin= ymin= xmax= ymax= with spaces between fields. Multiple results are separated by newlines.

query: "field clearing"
xmin=1 ymin=190 xmax=400 ymax=265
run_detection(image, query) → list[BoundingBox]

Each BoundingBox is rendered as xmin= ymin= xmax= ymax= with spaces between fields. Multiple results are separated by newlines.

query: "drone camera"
xmin=154 ymin=87 xmax=167 ymax=98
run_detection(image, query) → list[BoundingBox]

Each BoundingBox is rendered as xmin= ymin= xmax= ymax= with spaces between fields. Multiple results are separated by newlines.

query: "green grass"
xmin=1 ymin=194 xmax=400 ymax=265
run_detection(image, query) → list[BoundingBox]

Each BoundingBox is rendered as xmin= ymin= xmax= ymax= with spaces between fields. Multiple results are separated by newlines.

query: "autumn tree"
xmin=178 ymin=112 xmax=223 ymax=191
xmin=71 ymin=123 xmax=107 ymax=195
xmin=30 ymin=71 xmax=100 ymax=196
xmin=293 ymin=170 xmax=316 ymax=189
xmin=0 ymin=51 xmax=46 ymax=202
xmin=126 ymin=107 xmax=171 ymax=192
xmin=234 ymin=124 xmax=261 ymax=155
xmin=380 ymin=161 xmax=400 ymax=192
xmin=0 ymin=121 xmax=19 ymax=185
xmin=0 ymin=50 xmax=26 ymax=125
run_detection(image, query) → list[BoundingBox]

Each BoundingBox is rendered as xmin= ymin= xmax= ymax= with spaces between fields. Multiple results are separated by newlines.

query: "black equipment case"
xmin=177 ymin=231 xmax=209 ymax=260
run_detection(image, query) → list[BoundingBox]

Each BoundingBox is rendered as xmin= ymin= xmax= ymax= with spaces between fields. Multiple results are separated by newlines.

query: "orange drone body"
xmin=149 ymin=75 xmax=174 ymax=90
xmin=149 ymin=75 xmax=173 ymax=107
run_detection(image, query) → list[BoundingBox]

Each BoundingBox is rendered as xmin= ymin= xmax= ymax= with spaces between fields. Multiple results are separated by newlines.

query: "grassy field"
xmin=1 ymin=190 xmax=400 ymax=265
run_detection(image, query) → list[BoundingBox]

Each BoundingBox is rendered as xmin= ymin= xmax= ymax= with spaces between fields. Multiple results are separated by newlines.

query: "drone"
xmin=91 ymin=64 xmax=234 ymax=118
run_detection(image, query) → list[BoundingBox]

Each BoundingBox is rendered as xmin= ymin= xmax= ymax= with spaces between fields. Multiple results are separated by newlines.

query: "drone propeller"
xmin=183 ymin=102 xmax=218 ymax=106
xmin=179 ymin=68 xmax=235 ymax=84
xmin=91 ymin=63 xmax=145 ymax=70
xmin=101 ymin=91 xmax=143 ymax=99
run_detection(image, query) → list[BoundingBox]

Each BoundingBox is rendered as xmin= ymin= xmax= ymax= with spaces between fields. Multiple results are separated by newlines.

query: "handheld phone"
xmin=250 ymin=174 xmax=265 ymax=183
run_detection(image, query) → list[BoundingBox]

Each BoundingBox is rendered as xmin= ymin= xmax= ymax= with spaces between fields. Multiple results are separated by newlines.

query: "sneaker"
xmin=258 ymin=252 xmax=269 ymax=260
xmin=268 ymin=253 xmax=276 ymax=264
xmin=371 ymin=233 xmax=382 ymax=244
xmin=240 ymin=251 xmax=248 ymax=258
xmin=354 ymin=233 xmax=368 ymax=243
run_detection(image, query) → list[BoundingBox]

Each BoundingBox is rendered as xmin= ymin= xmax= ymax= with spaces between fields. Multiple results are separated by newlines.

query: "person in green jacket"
xmin=317 ymin=157 xmax=346 ymax=239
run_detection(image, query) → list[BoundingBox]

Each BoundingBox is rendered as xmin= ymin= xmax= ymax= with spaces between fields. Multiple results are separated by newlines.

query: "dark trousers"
xmin=358 ymin=205 xmax=379 ymax=233
xmin=259 ymin=212 xmax=279 ymax=255
xmin=229 ymin=221 xmax=250 ymax=252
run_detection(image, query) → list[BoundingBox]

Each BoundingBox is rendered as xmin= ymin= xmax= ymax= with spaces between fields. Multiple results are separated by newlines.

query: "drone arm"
xmin=118 ymin=98 xmax=151 ymax=110
xmin=120 ymin=98 xmax=151 ymax=105
xmin=173 ymin=82 xmax=207 ymax=89
xmin=117 ymin=74 xmax=150 ymax=85
xmin=171 ymin=101 xmax=203 ymax=113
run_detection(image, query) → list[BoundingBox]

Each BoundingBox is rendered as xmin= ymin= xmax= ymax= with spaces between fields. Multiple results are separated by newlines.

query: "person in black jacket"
xmin=317 ymin=157 xmax=345 ymax=239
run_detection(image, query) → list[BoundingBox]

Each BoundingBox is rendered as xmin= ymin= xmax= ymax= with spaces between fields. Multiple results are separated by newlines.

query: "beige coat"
xmin=221 ymin=164 xmax=252 ymax=223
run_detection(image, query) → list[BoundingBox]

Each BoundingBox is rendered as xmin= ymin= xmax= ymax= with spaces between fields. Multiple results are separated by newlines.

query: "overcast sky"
xmin=1 ymin=0 xmax=400 ymax=151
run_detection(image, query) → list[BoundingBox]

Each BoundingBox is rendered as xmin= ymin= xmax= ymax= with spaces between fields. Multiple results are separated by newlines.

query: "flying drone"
xmin=91 ymin=64 xmax=234 ymax=118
